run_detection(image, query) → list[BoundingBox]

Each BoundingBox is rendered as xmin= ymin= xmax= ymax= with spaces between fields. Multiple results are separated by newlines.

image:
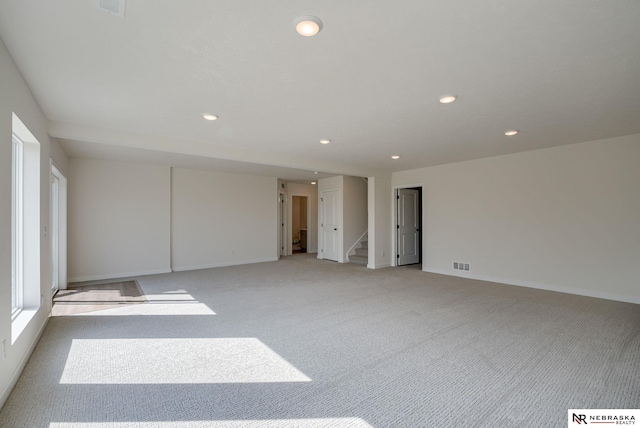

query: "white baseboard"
xmin=68 ymin=268 xmax=172 ymax=284
xmin=368 ymin=263 xmax=391 ymax=269
xmin=423 ymin=267 xmax=640 ymax=305
xmin=171 ymin=257 xmax=278 ymax=272
xmin=0 ymin=316 xmax=49 ymax=410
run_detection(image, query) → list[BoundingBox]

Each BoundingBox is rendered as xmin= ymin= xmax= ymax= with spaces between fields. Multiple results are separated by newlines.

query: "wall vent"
xmin=452 ymin=261 xmax=470 ymax=272
xmin=94 ymin=0 xmax=126 ymax=17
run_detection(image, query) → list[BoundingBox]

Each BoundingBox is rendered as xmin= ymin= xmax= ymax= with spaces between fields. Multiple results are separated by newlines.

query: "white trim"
xmin=171 ymin=257 xmax=278 ymax=272
xmin=367 ymin=262 xmax=391 ymax=269
xmin=423 ymin=267 xmax=640 ymax=305
xmin=11 ymin=134 xmax=24 ymax=314
xmin=68 ymin=268 xmax=172 ymax=284
xmin=0 ymin=317 xmax=49 ymax=409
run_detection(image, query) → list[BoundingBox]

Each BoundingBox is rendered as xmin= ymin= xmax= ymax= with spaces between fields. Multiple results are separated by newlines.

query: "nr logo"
xmin=573 ymin=413 xmax=588 ymax=424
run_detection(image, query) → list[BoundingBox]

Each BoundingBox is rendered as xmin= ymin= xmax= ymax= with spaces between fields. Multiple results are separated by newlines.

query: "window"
xmin=11 ymin=134 xmax=24 ymax=318
xmin=11 ymin=113 xmax=41 ymax=342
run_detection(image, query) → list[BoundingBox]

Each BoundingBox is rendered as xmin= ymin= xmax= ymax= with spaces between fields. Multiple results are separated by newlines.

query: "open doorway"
xmin=292 ymin=195 xmax=308 ymax=254
xmin=395 ymin=187 xmax=422 ymax=267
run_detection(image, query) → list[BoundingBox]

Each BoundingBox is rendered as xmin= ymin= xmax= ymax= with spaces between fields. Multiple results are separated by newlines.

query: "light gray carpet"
xmin=1 ymin=254 xmax=638 ymax=427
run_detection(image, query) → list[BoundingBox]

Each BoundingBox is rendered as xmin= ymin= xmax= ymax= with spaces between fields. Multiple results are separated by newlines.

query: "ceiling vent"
xmin=94 ymin=0 xmax=126 ymax=18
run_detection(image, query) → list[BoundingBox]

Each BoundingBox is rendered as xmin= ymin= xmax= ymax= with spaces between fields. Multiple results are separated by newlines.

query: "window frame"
xmin=11 ymin=133 xmax=24 ymax=319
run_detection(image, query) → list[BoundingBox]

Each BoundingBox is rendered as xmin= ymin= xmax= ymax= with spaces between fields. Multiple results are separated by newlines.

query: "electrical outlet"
xmin=2 ymin=339 xmax=6 ymax=361
xmin=382 ymin=251 xmax=385 ymax=257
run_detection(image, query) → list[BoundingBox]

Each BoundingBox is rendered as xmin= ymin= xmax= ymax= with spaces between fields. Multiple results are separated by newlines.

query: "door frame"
xmin=50 ymin=161 xmax=67 ymax=290
xmin=392 ymin=184 xmax=423 ymax=267
xmin=278 ymin=192 xmax=287 ymax=258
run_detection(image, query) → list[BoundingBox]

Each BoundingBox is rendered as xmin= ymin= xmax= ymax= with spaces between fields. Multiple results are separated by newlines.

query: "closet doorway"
xmin=291 ymin=196 xmax=308 ymax=253
xmin=279 ymin=192 xmax=286 ymax=257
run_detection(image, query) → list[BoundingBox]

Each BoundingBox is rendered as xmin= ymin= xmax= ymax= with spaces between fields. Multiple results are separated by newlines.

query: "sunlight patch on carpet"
xmin=60 ymin=338 xmax=311 ymax=384
xmin=52 ymin=281 xmax=146 ymax=316
xmin=49 ymin=419 xmax=374 ymax=428
xmin=74 ymin=301 xmax=216 ymax=316
xmin=74 ymin=290 xmax=216 ymax=316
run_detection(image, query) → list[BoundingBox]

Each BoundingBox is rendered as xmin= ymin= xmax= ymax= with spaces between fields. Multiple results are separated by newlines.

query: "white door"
xmin=321 ymin=190 xmax=338 ymax=261
xmin=397 ymin=188 xmax=420 ymax=265
xmin=50 ymin=163 xmax=67 ymax=290
xmin=51 ymin=172 xmax=59 ymax=293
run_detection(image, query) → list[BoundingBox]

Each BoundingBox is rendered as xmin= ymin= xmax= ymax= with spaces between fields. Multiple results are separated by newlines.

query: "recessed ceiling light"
xmin=320 ymin=139 xmax=331 ymax=145
xmin=202 ymin=114 xmax=218 ymax=121
xmin=311 ymin=181 xmax=317 ymax=185
xmin=295 ymin=16 xmax=322 ymax=37
xmin=391 ymin=155 xmax=400 ymax=159
xmin=504 ymin=129 xmax=519 ymax=136
xmin=313 ymin=171 xmax=319 ymax=175
xmin=439 ymin=94 xmax=457 ymax=104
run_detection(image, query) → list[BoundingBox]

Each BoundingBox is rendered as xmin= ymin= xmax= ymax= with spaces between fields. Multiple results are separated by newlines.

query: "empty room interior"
xmin=0 ymin=1 xmax=639 ymax=427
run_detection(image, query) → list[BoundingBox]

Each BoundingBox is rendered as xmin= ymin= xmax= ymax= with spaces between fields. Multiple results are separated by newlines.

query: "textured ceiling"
xmin=1 ymin=0 xmax=639 ymax=179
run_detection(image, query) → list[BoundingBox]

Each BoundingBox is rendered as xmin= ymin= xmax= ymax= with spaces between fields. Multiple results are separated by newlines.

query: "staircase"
xmin=349 ymin=240 xmax=368 ymax=266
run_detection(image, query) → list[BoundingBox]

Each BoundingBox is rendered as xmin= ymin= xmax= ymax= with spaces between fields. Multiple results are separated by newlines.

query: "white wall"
xmin=171 ymin=168 xmax=277 ymax=270
xmin=287 ymin=182 xmax=318 ymax=254
xmin=0 ymin=36 xmax=68 ymax=408
xmin=67 ymin=163 xmax=279 ymax=277
xmin=343 ymin=176 xmax=368 ymax=261
xmin=66 ymin=161 xmax=279 ymax=277
xmin=50 ymin=138 xmax=69 ymax=175
xmin=392 ymin=134 xmax=640 ymax=304
xmin=368 ymin=176 xmax=392 ymax=269
xmin=67 ymin=159 xmax=171 ymax=281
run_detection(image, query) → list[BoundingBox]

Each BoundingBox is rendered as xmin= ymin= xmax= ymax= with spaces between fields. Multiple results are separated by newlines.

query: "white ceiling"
xmin=1 ymin=1 xmax=639 ymax=180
